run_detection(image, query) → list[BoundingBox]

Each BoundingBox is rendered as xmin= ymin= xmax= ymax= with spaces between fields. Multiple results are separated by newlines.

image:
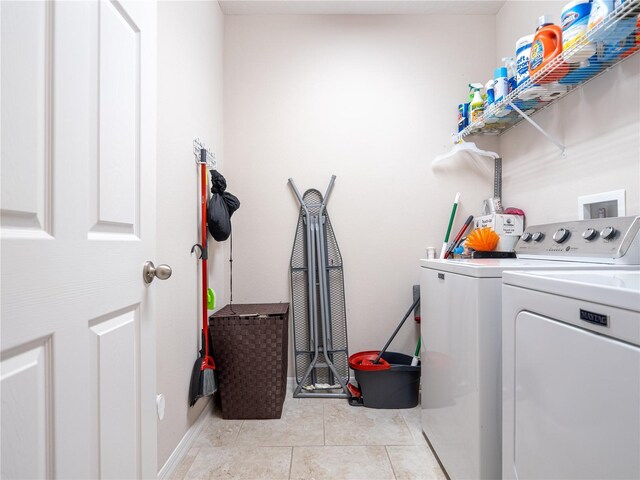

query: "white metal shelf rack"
xmin=457 ymin=0 xmax=640 ymax=155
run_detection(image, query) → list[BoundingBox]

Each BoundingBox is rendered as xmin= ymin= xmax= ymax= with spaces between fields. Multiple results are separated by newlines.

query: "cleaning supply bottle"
xmin=457 ymin=103 xmax=469 ymax=132
xmin=516 ymin=34 xmax=535 ymax=86
xmin=561 ymin=0 xmax=595 ymax=63
xmin=528 ymin=15 xmax=569 ymax=83
xmin=502 ymin=57 xmax=517 ymax=92
xmin=468 ymin=83 xmax=483 ymax=102
xmin=485 ymin=79 xmax=496 ymax=106
xmin=494 ymin=67 xmax=509 ymax=102
xmin=588 ymin=0 xmax=613 ymax=32
xmin=469 ymin=85 xmax=485 ymax=124
xmin=590 ymin=0 xmax=635 ymax=49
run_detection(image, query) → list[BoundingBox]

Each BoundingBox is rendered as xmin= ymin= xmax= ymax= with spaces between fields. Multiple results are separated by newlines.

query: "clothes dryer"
xmin=502 ymin=269 xmax=640 ymax=480
xmin=419 ymin=216 xmax=640 ymax=479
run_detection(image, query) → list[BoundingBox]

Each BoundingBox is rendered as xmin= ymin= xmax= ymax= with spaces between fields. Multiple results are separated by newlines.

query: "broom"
xmin=189 ymin=152 xmax=217 ymax=406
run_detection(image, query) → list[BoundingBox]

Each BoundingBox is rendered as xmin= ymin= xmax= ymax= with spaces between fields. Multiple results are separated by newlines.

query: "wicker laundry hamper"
xmin=209 ymin=303 xmax=289 ymax=419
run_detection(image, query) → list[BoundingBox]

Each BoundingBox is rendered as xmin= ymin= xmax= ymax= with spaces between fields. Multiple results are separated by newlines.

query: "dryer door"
xmin=513 ymin=312 xmax=640 ymax=479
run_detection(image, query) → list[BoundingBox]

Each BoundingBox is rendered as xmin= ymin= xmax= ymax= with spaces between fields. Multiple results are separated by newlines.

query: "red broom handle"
xmin=200 ymin=161 xmax=209 ymax=358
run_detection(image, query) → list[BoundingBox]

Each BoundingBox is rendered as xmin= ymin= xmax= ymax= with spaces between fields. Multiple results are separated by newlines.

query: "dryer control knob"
xmin=521 ymin=232 xmax=533 ymax=242
xmin=600 ymin=226 xmax=617 ymax=240
xmin=582 ymin=228 xmax=597 ymax=241
xmin=553 ymin=228 xmax=571 ymax=244
xmin=532 ymin=231 xmax=545 ymax=242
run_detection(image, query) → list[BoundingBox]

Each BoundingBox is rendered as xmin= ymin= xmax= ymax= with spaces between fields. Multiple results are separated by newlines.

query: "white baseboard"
xmin=157 ymin=399 xmax=212 ymax=479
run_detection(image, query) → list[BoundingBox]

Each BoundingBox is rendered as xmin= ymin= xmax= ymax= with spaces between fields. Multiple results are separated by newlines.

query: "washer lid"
xmin=503 ymin=270 xmax=640 ymax=311
xmin=419 ymin=258 xmax=622 ymax=278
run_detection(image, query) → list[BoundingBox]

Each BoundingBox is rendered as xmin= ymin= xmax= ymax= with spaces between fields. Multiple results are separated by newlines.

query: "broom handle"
xmin=200 ymin=157 xmax=210 ymax=358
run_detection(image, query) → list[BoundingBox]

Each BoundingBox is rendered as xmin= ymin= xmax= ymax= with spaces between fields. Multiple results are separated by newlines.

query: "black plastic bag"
xmin=207 ymin=170 xmax=240 ymax=242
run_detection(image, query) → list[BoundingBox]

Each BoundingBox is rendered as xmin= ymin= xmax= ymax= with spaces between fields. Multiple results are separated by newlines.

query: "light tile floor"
xmin=172 ymin=391 xmax=446 ymax=480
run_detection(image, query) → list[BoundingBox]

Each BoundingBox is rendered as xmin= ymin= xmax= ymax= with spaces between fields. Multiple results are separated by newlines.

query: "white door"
xmin=1 ymin=1 xmax=157 ymax=478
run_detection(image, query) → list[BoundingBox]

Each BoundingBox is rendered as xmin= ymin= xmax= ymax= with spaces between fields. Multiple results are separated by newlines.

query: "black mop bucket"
xmin=349 ymin=350 xmax=420 ymax=409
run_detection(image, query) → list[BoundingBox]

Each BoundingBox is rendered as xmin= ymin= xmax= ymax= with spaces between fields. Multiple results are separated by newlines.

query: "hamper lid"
xmin=210 ymin=303 xmax=289 ymax=318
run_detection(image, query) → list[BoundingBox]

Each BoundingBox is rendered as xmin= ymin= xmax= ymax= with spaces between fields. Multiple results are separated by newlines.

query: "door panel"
xmin=91 ymin=308 xmax=139 ymax=479
xmin=1 ymin=1 xmax=157 ymax=477
xmin=0 ymin=339 xmax=53 ymax=480
xmin=93 ymin=0 xmax=140 ymax=236
xmin=0 ymin=0 xmax=52 ymax=237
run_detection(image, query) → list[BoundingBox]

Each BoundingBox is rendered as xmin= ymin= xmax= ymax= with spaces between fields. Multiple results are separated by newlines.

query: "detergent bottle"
xmin=528 ymin=15 xmax=569 ymax=83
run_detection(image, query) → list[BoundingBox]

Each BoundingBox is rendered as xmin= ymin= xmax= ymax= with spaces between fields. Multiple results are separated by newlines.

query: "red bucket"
xmin=348 ymin=350 xmax=391 ymax=371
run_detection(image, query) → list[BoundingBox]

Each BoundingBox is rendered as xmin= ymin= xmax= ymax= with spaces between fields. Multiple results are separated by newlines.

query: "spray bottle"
xmin=494 ymin=68 xmax=509 ymax=102
xmin=502 ymin=57 xmax=518 ymax=92
xmin=469 ymin=84 xmax=485 ymax=123
xmin=485 ymin=79 xmax=496 ymax=106
xmin=468 ymin=83 xmax=484 ymax=102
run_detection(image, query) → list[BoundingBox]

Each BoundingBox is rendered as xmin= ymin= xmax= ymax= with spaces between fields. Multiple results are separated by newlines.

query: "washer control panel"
xmin=516 ymin=216 xmax=640 ymax=264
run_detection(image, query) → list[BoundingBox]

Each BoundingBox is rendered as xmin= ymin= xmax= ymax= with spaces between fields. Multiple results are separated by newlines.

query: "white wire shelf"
xmin=457 ymin=0 xmax=640 ymax=142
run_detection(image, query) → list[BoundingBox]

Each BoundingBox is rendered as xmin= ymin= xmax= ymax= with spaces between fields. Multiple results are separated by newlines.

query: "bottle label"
xmin=588 ymin=2 xmax=608 ymax=30
xmin=516 ymin=40 xmax=532 ymax=85
xmin=529 ymin=39 xmax=544 ymax=70
xmin=457 ymin=103 xmax=469 ymax=132
xmin=562 ymin=11 xmax=580 ymax=29
xmin=562 ymin=1 xmax=592 ymax=50
xmin=470 ymin=107 xmax=484 ymax=123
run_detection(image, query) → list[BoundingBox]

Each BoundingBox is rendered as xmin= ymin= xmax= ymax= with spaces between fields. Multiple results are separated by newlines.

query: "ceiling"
xmin=218 ymin=0 xmax=507 ymax=15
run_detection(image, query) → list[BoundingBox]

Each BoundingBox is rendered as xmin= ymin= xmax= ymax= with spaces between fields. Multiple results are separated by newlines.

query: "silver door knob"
xmin=143 ymin=261 xmax=172 ymax=284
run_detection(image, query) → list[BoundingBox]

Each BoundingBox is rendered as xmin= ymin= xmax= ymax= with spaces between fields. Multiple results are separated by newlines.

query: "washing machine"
xmin=419 ymin=216 xmax=640 ymax=480
xmin=502 ymin=269 xmax=640 ymax=479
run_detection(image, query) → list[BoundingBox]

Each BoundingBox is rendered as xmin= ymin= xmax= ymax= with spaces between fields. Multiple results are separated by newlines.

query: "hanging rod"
xmin=506 ymin=101 xmax=567 ymax=158
xmin=193 ymin=138 xmax=217 ymax=168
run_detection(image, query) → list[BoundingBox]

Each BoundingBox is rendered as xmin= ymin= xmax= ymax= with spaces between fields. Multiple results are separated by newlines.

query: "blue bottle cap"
xmin=453 ymin=246 xmax=464 ymax=254
xmin=494 ymin=67 xmax=508 ymax=79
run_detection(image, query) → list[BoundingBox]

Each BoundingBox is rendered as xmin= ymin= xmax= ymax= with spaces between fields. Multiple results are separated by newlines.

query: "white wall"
xmin=156 ymin=1 xmax=225 ymax=470
xmin=495 ymin=0 xmax=640 ymax=223
xmin=224 ymin=14 xmax=496 ymax=369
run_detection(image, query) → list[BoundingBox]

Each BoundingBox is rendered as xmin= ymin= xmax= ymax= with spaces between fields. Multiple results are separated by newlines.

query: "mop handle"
xmin=440 ymin=192 xmax=460 ymax=259
xmin=374 ymin=296 xmax=421 ymax=364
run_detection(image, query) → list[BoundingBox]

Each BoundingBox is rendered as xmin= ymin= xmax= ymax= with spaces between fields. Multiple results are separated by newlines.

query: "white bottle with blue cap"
xmin=494 ymin=67 xmax=509 ymax=102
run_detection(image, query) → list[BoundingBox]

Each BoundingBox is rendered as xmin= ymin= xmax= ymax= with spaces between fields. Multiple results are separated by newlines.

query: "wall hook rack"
xmin=193 ymin=138 xmax=217 ymax=168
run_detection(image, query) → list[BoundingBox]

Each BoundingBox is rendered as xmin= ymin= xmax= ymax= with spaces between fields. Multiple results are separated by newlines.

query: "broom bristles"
xmin=201 ymin=368 xmax=216 ymax=396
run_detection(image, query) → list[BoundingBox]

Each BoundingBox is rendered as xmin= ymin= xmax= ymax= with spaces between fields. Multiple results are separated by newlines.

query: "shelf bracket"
xmin=507 ymin=101 xmax=566 ymax=158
